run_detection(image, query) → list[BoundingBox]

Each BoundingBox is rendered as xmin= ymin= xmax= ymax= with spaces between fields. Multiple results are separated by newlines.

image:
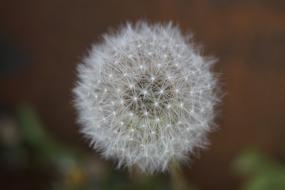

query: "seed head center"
xmin=124 ymin=74 xmax=175 ymax=118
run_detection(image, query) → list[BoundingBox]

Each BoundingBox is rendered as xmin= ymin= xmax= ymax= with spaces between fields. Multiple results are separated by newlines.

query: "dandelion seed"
xmin=144 ymin=111 xmax=148 ymax=116
xmin=142 ymin=90 xmax=148 ymax=95
xmin=154 ymin=102 xmax=159 ymax=107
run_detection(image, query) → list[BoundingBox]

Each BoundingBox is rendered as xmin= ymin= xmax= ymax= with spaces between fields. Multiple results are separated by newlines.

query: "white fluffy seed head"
xmin=73 ymin=22 xmax=219 ymax=173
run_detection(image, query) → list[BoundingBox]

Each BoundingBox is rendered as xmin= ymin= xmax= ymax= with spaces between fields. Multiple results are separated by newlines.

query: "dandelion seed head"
xmin=73 ymin=22 xmax=219 ymax=173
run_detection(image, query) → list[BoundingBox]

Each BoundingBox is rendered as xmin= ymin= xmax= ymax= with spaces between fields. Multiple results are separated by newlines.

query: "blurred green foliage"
xmin=234 ymin=149 xmax=285 ymax=190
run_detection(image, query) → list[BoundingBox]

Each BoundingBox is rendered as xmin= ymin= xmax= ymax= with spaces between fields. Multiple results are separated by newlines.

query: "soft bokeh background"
xmin=0 ymin=0 xmax=285 ymax=190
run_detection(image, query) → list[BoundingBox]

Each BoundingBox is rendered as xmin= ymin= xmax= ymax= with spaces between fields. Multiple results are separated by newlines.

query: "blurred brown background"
xmin=0 ymin=0 xmax=285 ymax=190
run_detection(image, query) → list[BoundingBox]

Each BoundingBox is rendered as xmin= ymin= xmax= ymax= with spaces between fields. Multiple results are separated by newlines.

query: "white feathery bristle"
xmin=73 ymin=22 xmax=219 ymax=173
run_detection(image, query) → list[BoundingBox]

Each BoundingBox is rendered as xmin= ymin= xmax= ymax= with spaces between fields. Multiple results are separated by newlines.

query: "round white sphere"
xmin=73 ymin=22 xmax=219 ymax=173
